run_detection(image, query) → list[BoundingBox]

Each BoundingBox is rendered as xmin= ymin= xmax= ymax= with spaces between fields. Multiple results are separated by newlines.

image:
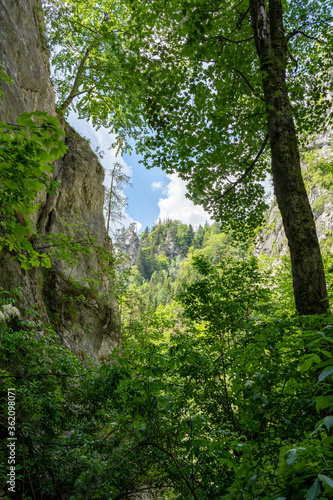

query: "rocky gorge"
xmin=0 ymin=0 xmax=120 ymax=362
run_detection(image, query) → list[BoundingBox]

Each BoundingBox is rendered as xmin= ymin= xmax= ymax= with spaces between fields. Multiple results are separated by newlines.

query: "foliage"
xmin=129 ymin=0 xmax=333 ymax=235
xmin=302 ymin=146 xmax=333 ymax=207
xmin=110 ymin=256 xmax=333 ymax=499
xmin=1 ymin=242 xmax=333 ymax=499
xmin=35 ymin=213 xmax=97 ymax=269
xmin=0 ymin=289 xmax=160 ymax=499
xmin=0 ymin=111 xmax=67 ymax=268
xmin=2 ymin=1 xmax=333 ymax=497
xmin=104 ymin=161 xmax=131 ymax=234
xmin=123 ymin=220 xmax=248 ymax=315
xmin=43 ymin=0 xmax=147 ymax=143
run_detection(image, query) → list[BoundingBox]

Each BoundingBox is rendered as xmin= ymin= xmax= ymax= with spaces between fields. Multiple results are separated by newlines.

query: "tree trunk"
xmin=249 ymin=0 xmax=328 ymax=314
xmin=60 ymin=46 xmax=92 ymax=113
xmin=106 ymin=168 xmax=115 ymax=236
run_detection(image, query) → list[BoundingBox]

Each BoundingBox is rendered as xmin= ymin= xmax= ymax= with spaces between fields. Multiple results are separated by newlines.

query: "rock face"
xmin=114 ymin=224 xmax=184 ymax=269
xmin=114 ymin=223 xmax=141 ymax=266
xmin=254 ymin=131 xmax=333 ymax=258
xmin=0 ymin=0 xmax=120 ymax=361
xmin=157 ymin=230 xmax=182 ymax=258
xmin=0 ymin=0 xmax=56 ymax=120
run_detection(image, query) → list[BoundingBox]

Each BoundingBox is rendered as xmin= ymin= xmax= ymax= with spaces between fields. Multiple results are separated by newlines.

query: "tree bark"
xmin=249 ymin=0 xmax=328 ymax=314
xmin=106 ymin=168 xmax=115 ymax=236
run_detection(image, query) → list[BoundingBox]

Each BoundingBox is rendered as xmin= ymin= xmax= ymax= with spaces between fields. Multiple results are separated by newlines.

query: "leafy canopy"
xmin=128 ymin=0 xmax=333 ymax=235
xmin=44 ymin=0 xmax=149 ymax=145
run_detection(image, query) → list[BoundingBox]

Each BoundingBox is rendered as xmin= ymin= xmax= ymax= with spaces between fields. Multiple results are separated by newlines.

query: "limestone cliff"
xmin=114 ymin=223 xmax=141 ymax=266
xmin=114 ymin=224 xmax=184 ymax=269
xmin=0 ymin=0 xmax=120 ymax=361
xmin=254 ymin=131 xmax=333 ymax=258
xmin=157 ymin=230 xmax=182 ymax=258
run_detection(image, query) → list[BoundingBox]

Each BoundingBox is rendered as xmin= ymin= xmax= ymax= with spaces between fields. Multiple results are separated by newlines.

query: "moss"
xmin=34 ymin=6 xmax=49 ymax=54
xmin=312 ymin=193 xmax=332 ymax=216
xmin=41 ymin=268 xmax=107 ymax=331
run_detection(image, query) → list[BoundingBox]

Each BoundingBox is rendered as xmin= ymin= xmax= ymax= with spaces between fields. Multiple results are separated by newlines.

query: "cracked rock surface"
xmin=0 ymin=0 xmax=120 ymax=362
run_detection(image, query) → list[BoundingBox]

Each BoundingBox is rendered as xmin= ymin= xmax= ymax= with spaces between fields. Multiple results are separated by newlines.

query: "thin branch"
xmin=140 ymin=441 xmax=201 ymax=500
xmin=220 ymin=133 xmax=269 ymax=199
xmin=287 ymin=29 xmax=326 ymax=44
xmin=233 ymin=67 xmax=264 ymax=101
xmin=210 ymin=34 xmax=253 ymax=44
xmin=60 ymin=46 xmax=96 ymax=113
xmin=297 ymin=30 xmax=326 ymax=43
xmin=286 ymin=16 xmax=333 ymax=41
xmin=60 ymin=86 xmax=96 ymax=102
xmin=68 ymin=18 xmax=99 ymax=35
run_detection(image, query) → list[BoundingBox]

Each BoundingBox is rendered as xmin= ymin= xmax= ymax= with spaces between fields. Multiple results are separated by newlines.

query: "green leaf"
xmin=318 ymin=475 xmax=333 ymax=489
xmin=315 ymin=396 xmax=333 ymax=412
xmin=312 ymin=354 xmax=321 ymax=364
xmin=323 ymin=416 xmax=333 ymax=432
xmin=301 ymin=357 xmax=314 ymax=372
xmin=318 ymin=366 xmax=333 ymax=382
xmin=305 ymin=479 xmax=321 ymax=500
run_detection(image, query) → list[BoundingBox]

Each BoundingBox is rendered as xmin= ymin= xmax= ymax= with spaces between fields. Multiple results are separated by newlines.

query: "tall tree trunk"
xmin=249 ymin=0 xmax=328 ymax=314
xmin=106 ymin=168 xmax=115 ymax=236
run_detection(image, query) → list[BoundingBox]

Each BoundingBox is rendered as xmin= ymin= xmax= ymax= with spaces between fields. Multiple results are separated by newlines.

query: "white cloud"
xmin=67 ymin=112 xmax=141 ymax=231
xmin=151 ymin=181 xmax=163 ymax=191
xmin=157 ymin=174 xmax=213 ymax=228
xmin=118 ymin=215 xmax=142 ymax=233
xmin=68 ymin=112 xmax=132 ymax=177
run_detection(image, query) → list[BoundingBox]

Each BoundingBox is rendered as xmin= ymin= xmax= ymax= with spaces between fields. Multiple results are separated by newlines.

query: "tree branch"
xmin=141 ymin=441 xmax=201 ymax=500
xmin=210 ymin=34 xmax=253 ymax=44
xmin=286 ymin=29 xmax=326 ymax=44
xmin=220 ymin=133 xmax=269 ymax=199
xmin=59 ymin=46 xmax=96 ymax=113
xmin=233 ymin=67 xmax=264 ymax=101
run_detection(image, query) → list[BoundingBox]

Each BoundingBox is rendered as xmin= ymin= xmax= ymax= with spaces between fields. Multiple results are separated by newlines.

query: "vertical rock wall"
xmin=0 ymin=0 xmax=120 ymax=361
xmin=254 ymin=131 xmax=333 ymax=258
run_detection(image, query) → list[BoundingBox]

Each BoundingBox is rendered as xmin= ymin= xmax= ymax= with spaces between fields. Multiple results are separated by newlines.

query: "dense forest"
xmin=122 ymin=220 xmax=247 ymax=311
xmin=1 ymin=0 xmax=333 ymax=499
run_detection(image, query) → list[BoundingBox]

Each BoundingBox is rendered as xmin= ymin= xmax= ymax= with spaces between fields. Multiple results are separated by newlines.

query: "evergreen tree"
xmin=104 ymin=162 xmax=131 ymax=234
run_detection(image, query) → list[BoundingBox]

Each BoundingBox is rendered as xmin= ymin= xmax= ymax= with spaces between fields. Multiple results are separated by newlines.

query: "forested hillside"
xmin=123 ymin=220 xmax=248 ymax=311
xmin=1 ymin=0 xmax=333 ymax=499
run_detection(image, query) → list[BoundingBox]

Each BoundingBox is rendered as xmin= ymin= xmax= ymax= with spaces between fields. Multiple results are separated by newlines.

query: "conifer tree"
xmin=104 ymin=162 xmax=131 ymax=235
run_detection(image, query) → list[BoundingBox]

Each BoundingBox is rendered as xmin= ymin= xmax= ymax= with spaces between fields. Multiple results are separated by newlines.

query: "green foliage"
xmin=126 ymin=220 xmax=248 ymax=314
xmin=43 ymin=0 xmax=147 ymax=141
xmin=302 ymin=146 xmax=333 ymax=212
xmin=36 ymin=213 xmax=97 ymax=269
xmin=178 ymin=255 xmax=270 ymax=336
xmin=128 ymin=0 xmax=333 ymax=239
xmin=1 ymin=244 xmax=333 ymax=498
xmin=0 ymin=111 xmax=67 ymax=268
xmin=114 ymin=256 xmax=333 ymax=499
xmin=0 ymin=289 xmax=164 ymax=499
xmin=2 ymin=1 xmax=333 ymax=496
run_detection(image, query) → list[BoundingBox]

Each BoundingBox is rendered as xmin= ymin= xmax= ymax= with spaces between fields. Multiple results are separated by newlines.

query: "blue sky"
xmin=121 ymin=148 xmax=167 ymax=231
xmin=68 ymin=112 xmax=212 ymax=234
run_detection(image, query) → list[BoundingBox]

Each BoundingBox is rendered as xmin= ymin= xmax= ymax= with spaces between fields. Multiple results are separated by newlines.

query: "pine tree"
xmin=104 ymin=162 xmax=131 ymax=235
